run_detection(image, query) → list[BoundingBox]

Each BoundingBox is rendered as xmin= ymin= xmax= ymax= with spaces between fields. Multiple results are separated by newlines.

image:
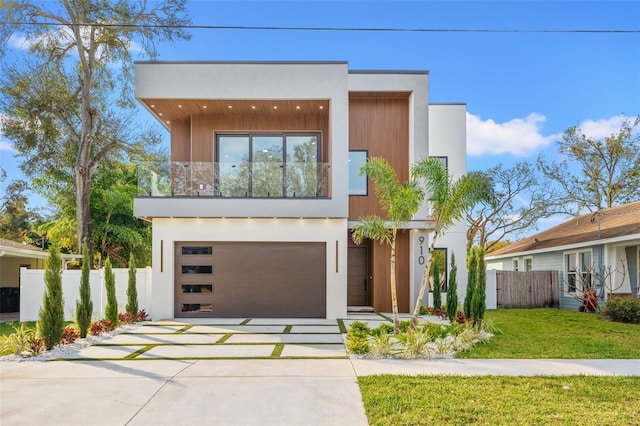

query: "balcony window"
xmin=216 ymin=133 xmax=321 ymax=198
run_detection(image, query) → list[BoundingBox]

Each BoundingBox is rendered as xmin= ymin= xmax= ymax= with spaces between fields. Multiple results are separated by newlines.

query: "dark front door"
xmin=348 ymin=246 xmax=369 ymax=306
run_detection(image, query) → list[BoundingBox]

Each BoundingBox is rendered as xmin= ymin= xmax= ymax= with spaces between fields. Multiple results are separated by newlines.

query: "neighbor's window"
xmin=349 ymin=150 xmax=368 ymax=195
xmin=513 ymin=259 xmax=519 ymax=271
xmin=524 ymin=257 xmax=533 ymax=271
xmin=429 ymin=248 xmax=448 ymax=292
xmin=566 ymin=251 xmax=592 ymax=293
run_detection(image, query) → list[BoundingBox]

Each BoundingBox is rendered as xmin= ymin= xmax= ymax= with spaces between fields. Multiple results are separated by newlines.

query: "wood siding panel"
xmin=348 ymin=96 xmax=409 ymax=220
xmin=370 ymin=230 xmax=410 ymax=313
xmin=171 ymin=118 xmax=191 ymax=162
xmin=184 ymin=113 xmax=329 ymax=163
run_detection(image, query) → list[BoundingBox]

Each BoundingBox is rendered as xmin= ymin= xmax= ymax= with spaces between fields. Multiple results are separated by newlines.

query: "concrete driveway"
xmin=1 ymin=318 xmax=368 ymax=426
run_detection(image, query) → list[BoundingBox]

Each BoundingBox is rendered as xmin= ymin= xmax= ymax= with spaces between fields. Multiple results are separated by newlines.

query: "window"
xmin=524 ymin=257 xmax=533 ymax=271
xmin=435 ymin=156 xmax=448 ymax=170
xmin=566 ymin=250 xmax=592 ymax=293
xmin=513 ymin=259 xmax=519 ymax=271
xmin=349 ymin=151 xmax=368 ymax=195
xmin=216 ymin=133 xmax=321 ymax=198
xmin=429 ymin=248 xmax=448 ymax=292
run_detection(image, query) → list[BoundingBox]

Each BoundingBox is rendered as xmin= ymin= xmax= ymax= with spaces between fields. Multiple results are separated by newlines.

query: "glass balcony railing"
xmin=137 ymin=162 xmax=331 ymax=198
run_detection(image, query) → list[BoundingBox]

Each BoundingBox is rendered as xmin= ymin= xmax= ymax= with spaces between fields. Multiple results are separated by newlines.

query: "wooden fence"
xmin=496 ymin=270 xmax=559 ymax=309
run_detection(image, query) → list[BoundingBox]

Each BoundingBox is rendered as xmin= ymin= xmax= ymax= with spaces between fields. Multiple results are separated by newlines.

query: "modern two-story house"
xmin=133 ymin=61 xmax=468 ymax=320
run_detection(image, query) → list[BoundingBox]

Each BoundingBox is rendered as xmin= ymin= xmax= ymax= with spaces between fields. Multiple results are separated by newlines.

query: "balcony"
xmin=137 ymin=162 xmax=331 ymax=199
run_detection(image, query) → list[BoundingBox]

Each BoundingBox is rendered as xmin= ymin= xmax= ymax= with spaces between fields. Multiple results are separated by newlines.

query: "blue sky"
xmin=1 ymin=0 xmax=639 ymax=214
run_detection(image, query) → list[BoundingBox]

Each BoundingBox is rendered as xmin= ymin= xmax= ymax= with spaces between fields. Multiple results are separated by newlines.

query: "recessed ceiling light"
xmin=251 ymin=105 xmax=256 ymax=109
xmin=178 ymin=104 xmax=182 ymax=108
xmin=150 ymin=104 xmax=155 ymax=108
xmin=227 ymin=105 xmax=233 ymax=109
xmin=203 ymin=105 xmax=208 ymax=109
xmin=158 ymin=112 xmax=163 ymax=116
xmin=166 ymin=120 xmax=170 ymax=124
xmin=273 ymin=105 xmax=278 ymax=109
xmin=319 ymin=105 xmax=324 ymax=109
xmin=296 ymin=105 xmax=301 ymax=110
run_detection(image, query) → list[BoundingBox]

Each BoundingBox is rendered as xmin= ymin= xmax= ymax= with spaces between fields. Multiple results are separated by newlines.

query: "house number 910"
xmin=418 ymin=236 xmax=425 ymax=265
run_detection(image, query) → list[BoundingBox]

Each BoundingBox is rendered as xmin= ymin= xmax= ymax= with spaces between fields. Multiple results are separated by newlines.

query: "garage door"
xmin=175 ymin=242 xmax=326 ymax=318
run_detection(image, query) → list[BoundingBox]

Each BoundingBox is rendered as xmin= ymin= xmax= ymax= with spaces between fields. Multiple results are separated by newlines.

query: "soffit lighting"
xmin=273 ymin=105 xmax=278 ymax=110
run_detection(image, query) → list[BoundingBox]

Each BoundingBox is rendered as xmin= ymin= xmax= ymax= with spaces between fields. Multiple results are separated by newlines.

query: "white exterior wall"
xmin=20 ymin=267 xmax=152 ymax=322
xmin=425 ymin=104 xmax=469 ymax=308
xmin=152 ymin=218 xmax=348 ymax=319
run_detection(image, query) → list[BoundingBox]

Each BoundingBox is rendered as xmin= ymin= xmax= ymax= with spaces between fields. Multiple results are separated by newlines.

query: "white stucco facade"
xmin=151 ymin=218 xmax=348 ymax=319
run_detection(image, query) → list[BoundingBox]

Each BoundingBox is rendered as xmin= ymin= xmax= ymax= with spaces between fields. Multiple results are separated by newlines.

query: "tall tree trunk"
xmin=390 ymin=227 xmax=400 ymax=334
xmin=75 ymin=164 xmax=92 ymax=264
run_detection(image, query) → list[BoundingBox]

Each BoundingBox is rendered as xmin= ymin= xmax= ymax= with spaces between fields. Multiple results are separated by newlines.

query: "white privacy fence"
xmin=20 ymin=267 xmax=152 ymax=322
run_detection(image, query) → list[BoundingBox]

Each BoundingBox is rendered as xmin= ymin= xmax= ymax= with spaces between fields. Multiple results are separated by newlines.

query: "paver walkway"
xmin=2 ymin=316 xmax=638 ymax=426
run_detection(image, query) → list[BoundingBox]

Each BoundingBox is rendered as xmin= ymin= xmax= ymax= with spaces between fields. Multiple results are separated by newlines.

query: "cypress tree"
xmin=75 ymin=246 xmax=93 ymax=338
xmin=126 ymin=253 xmax=138 ymax=315
xmin=432 ymin=258 xmax=442 ymax=309
xmin=104 ymin=258 xmax=118 ymax=327
xmin=472 ymin=247 xmax=487 ymax=329
xmin=464 ymin=248 xmax=478 ymax=320
xmin=446 ymin=253 xmax=458 ymax=322
xmin=38 ymin=243 xmax=65 ymax=350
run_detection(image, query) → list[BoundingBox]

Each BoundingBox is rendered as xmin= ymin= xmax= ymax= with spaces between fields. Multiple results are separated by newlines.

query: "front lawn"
xmin=359 ymin=375 xmax=640 ymax=426
xmin=458 ymin=308 xmax=640 ymax=359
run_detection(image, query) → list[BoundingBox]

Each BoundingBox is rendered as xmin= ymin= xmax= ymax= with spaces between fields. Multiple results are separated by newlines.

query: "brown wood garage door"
xmin=175 ymin=242 xmax=326 ymax=318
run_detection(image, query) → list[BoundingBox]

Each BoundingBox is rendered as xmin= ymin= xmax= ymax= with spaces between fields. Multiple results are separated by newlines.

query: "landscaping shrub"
xmin=602 ymin=296 xmax=640 ymax=324
xmin=464 ymin=248 xmax=478 ymax=319
xmin=471 ymin=247 xmax=487 ymax=329
xmin=371 ymin=322 xmax=394 ymax=337
xmin=104 ymin=258 xmax=118 ymax=327
xmin=1 ymin=323 xmax=35 ymax=355
xmin=346 ymin=321 xmax=371 ymax=354
xmin=446 ymin=253 xmax=459 ymax=322
xmin=61 ymin=325 xmax=80 ymax=345
xmin=432 ymin=259 xmax=442 ymax=309
xmin=38 ymin=244 xmax=65 ymax=350
xmin=88 ymin=319 xmax=114 ymax=336
xmin=137 ymin=309 xmax=149 ymax=321
xmin=126 ymin=253 xmax=138 ymax=315
xmin=75 ymin=246 xmax=93 ymax=338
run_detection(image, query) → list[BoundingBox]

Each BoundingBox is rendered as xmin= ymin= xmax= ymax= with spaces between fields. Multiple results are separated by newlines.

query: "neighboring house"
xmin=485 ymin=201 xmax=640 ymax=310
xmin=0 ymin=238 xmax=80 ymax=313
xmin=133 ymin=61 xmax=468 ymax=319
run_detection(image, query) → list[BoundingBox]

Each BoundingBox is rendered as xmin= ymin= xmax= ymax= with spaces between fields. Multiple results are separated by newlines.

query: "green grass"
xmin=359 ymin=375 xmax=640 ymax=426
xmin=458 ymin=308 xmax=640 ymax=359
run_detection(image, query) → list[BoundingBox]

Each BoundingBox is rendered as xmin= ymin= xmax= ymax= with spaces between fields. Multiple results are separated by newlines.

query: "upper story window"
xmin=216 ymin=133 xmax=321 ymax=198
xmin=566 ymin=251 xmax=592 ymax=293
xmin=349 ymin=150 xmax=368 ymax=195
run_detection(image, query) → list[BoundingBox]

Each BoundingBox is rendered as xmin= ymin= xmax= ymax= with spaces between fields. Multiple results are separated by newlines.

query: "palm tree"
xmin=352 ymin=157 xmax=424 ymax=334
xmin=410 ymin=157 xmax=494 ymax=328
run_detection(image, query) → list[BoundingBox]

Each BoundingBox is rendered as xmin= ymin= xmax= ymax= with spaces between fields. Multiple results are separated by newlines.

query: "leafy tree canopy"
xmin=538 ymin=115 xmax=640 ymax=213
xmin=0 ymin=0 xmax=190 ymax=262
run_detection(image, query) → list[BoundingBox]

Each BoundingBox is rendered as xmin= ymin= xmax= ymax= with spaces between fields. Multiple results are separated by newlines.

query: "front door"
xmin=348 ymin=246 xmax=369 ymax=306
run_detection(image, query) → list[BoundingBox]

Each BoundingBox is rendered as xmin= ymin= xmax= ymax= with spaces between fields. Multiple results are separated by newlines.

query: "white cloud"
xmin=577 ymin=115 xmax=636 ymax=139
xmin=466 ymin=112 xmax=559 ymax=157
xmin=7 ymin=33 xmax=31 ymax=50
xmin=0 ymin=140 xmax=14 ymax=152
